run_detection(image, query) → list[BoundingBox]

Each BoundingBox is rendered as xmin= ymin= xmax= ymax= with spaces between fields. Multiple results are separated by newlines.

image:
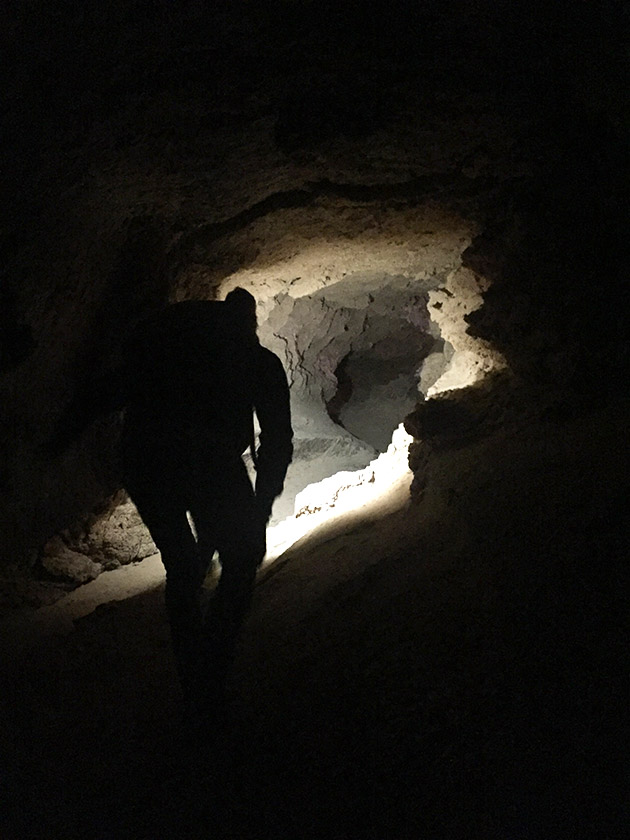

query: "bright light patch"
xmin=263 ymin=424 xmax=413 ymax=562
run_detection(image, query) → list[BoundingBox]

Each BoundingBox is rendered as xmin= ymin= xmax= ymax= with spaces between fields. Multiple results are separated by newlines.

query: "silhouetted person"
xmin=49 ymin=289 xmax=293 ymax=710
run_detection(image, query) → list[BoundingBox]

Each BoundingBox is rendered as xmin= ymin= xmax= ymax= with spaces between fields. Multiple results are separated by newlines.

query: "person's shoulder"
xmin=253 ymin=346 xmax=289 ymax=390
xmin=258 ymin=344 xmax=278 ymax=360
xmin=257 ymin=344 xmax=284 ymax=369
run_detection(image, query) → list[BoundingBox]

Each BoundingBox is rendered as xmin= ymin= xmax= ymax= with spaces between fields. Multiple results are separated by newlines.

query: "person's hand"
xmin=254 ymin=497 xmax=273 ymax=566
xmin=256 ymin=495 xmax=274 ymax=525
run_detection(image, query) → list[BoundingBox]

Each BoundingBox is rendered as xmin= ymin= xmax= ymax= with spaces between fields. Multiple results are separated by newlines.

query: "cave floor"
xmin=1 ymin=404 xmax=627 ymax=840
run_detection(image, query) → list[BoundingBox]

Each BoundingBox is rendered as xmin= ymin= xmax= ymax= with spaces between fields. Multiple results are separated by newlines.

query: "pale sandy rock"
xmin=41 ymin=537 xmax=103 ymax=585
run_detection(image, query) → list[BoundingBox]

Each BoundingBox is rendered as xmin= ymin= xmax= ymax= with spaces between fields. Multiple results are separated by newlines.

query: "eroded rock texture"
xmin=0 ymin=1 xmax=627 ymax=588
xmin=1 ymin=5 xmax=628 ymax=839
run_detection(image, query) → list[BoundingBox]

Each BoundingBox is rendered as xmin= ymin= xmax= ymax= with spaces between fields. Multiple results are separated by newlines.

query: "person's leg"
xmin=125 ymin=474 xmax=203 ymax=697
xmin=193 ymin=516 xmax=219 ymax=588
xmin=205 ymin=543 xmax=259 ymax=680
xmin=191 ymin=460 xmax=266 ymax=696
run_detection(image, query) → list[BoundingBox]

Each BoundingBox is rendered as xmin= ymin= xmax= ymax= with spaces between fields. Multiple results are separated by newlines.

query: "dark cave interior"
xmin=0 ymin=2 xmax=628 ymax=839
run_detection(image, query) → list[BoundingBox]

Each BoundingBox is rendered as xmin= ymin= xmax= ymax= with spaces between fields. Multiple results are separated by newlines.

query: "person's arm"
xmin=253 ymin=349 xmax=293 ymax=520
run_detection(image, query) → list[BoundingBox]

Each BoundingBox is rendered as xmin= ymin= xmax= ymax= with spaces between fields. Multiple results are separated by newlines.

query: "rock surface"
xmin=40 ymin=537 xmax=103 ymax=585
xmin=0 ymin=3 xmax=627 ymax=838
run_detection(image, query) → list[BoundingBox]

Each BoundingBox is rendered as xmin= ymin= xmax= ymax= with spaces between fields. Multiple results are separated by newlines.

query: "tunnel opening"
xmin=29 ymin=200 xmax=507 ymax=581
xmin=229 ymin=242 xmax=504 ymax=560
xmin=248 ymin=271 xmax=467 ymax=530
xmin=325 ymin=331 xmax=452 ymax=453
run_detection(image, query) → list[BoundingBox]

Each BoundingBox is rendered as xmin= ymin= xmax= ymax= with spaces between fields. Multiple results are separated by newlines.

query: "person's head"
xmin=225 ymin=287 xmax=257 ymax=337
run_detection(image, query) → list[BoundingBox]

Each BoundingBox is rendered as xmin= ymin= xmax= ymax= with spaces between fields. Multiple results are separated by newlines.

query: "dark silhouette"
xmin=50 ymin=288 xmax=293 ymax=710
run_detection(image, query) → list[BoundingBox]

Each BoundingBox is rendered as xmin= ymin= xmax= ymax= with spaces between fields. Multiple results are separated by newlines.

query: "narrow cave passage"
xmin=171 ymin=200 xmax=499 ymax=541
xmin=251 ymin=272 xmax=455 ymax=524
xmin=1 ymin=3 xmax=627 ymax=837
xmin=35 ymin=201 xmax=501 ymax=576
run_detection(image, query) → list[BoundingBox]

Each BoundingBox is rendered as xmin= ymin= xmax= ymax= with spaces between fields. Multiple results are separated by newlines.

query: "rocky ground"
xmin=1 ymin=395 xmax=627 ymax=840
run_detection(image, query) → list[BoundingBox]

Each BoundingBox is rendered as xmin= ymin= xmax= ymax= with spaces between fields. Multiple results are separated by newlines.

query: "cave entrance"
xmin=249 ymin=273 xmax=458 ymax=534
xmin=326 ymin=335 xmax=451 ymax=453
xmin=15 ymin=178 xmax=512 ymax=590
xmin=163 ymin=204 xmax=494 ymax=555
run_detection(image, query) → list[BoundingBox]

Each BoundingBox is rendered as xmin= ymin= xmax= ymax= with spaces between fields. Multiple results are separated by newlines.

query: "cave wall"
xmin=0 ymin=1 xmax=627 ymax=581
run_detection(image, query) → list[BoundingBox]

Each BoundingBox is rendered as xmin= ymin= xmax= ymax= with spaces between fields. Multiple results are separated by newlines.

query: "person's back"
xmin=122 ymin=298 xmax=259 ymax=459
